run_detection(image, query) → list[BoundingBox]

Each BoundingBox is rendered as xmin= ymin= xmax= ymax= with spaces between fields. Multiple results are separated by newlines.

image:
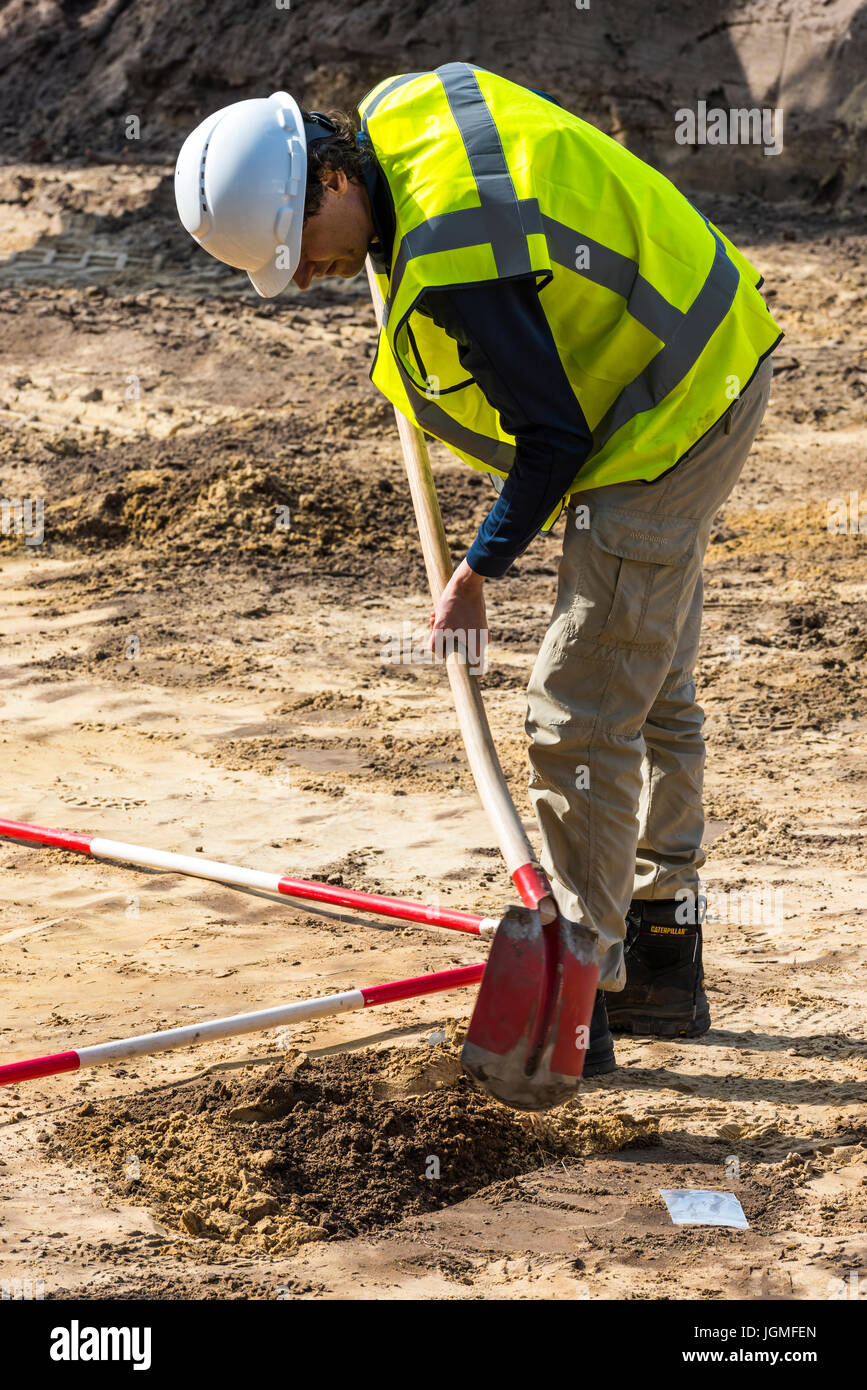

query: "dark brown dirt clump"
xmin=54 ymin=1043 xmax=657 ymax=1256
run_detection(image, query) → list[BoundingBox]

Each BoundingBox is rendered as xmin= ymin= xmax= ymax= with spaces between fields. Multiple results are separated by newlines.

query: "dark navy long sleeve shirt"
xmin=361 ymin=154 xmax=593 ymax=578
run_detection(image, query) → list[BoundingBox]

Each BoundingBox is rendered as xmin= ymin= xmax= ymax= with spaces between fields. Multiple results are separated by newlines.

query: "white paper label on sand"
xmin=659 ymin=1188 xmax=749 ymax=1228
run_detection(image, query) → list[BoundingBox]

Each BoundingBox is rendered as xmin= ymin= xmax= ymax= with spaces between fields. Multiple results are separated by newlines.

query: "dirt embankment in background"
xmin=1 ymin=0 xmax=866 ymax=206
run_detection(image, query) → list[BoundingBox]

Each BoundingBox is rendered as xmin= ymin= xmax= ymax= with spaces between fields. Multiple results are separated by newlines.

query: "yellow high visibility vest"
xmin=357 ymin=63 xmax=782 ymax=527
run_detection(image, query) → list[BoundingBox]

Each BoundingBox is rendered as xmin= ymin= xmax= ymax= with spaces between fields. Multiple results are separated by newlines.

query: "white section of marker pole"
xmin=77 ymin=990 xmax=365 ymax=1068
xmin=92 ymin=839 xmax=282 ymax=893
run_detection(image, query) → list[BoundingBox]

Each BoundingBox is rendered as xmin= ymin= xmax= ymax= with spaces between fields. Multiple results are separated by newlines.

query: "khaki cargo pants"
xmin=526 ymin=356 xmax=773 ymax=990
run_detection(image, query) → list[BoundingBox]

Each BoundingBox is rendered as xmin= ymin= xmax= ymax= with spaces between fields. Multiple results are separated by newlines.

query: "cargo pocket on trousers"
xmin=579 ymin=507 xmax=699 ymax=650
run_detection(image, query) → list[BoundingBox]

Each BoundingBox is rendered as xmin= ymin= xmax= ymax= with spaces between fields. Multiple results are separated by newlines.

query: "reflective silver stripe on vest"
xmin=384 ymin=202 xmax=680 ymax=343
xmin=591 ymin=225 xmax=738 ymax=453
xmin=383 ymin=201 xmax=540 ymax=329
xmin=359 ymin=72 xmax=424 ymax=128
xmin=540 ymin=215 xmax=684 ymax=343
xmin=391 ymin=351 xmax=516 ymax=472
xmin=384 ymin=199 xmax=734 ymax=458
xmin=436 ymin=62 xmax=533 ymax=281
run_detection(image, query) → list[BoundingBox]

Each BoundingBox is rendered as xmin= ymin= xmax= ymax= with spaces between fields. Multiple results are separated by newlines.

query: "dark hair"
xmin=300 ymin=108 xmax=373 ymax=222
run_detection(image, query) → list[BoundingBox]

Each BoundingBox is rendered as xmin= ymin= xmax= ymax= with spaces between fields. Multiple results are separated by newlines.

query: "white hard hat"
xmin=174 ymin=91 xmax=307 ymax=297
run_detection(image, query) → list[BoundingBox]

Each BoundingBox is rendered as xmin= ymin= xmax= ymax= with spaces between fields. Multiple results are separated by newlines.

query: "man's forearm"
xmin=453 ymin=555 xmax=487 ymax=586
xmin=466 ymin=441 xmax=588 ymax=578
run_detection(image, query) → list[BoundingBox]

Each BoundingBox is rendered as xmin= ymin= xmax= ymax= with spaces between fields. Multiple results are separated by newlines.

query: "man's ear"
xmin=320 ymin=166 xmax=346 ymax=196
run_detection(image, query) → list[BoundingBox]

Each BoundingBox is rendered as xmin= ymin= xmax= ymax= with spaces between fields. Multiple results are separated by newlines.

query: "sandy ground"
xmin=0 ymin=167 xmax=865 ymax=1300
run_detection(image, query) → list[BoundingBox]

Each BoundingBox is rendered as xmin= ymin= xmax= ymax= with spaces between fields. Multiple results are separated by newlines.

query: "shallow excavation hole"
xmin=54 ymin=1042 xmax=657 ymax=1256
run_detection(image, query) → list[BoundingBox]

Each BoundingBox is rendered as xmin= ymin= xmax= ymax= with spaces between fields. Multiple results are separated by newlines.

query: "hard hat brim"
xmin=247 ymin=256 xmax=296 ymax=298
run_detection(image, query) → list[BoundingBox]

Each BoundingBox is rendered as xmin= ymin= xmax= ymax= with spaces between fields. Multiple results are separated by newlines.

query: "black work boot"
xmin=606 ymin=897 xmax=710 ymax=1038
xmin=583 ymin=990 xmax=617 ymax=1077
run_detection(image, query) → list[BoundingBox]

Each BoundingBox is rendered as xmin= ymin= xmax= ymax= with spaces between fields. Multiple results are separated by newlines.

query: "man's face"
xmin=292 ymin=167 xmax=374 ymax=290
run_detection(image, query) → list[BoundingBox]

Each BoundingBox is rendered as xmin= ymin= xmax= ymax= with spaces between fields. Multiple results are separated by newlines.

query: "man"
xmin=174 ymin=64 xmax=782 ymax=1077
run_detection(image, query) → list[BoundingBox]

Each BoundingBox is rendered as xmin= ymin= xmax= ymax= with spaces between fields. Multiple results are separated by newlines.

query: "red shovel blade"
xmin=461 ymin=905 xmax=599 ymax=1111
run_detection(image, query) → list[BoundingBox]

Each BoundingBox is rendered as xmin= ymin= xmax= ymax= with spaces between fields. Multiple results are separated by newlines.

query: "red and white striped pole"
xmin=0 ymin=818 xmax=497 ymax=936
xmin=0 ymin=962 xmax=486 ymax=1086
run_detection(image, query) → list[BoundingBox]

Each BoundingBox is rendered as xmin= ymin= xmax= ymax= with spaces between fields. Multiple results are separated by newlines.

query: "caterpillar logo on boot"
xmin=649 ymin=924 xmax=690 ymax=935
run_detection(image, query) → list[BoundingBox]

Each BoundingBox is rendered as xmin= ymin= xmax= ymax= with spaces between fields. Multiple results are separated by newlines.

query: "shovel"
xmin=366 ymin=261 xmax=599 ymax=1110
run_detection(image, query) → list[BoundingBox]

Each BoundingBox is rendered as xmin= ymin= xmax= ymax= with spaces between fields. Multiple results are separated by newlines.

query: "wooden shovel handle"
xmin=365 ymin=260 xmax=555 ymax=919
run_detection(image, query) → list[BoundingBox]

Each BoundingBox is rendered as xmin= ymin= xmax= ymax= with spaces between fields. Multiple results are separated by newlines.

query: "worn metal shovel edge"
xmin=461 ymin=904 xmax=599 ymax=1112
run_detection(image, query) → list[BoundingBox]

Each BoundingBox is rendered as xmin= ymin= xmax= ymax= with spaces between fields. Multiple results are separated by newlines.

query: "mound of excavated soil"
xmin=0 ymin=389 xmax=484 ymax=568
xmin=35 ymin=435 xmax=480 ymax=568
xmin=0 ymin=277 xmax=492 ymax=571
xmin=54 ymin=1044 xmax=658 ymax=1255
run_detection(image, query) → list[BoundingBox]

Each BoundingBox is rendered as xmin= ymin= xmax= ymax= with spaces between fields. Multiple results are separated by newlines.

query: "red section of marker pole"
xmin=277 ymin=876 xmax=482 ymax=933
xmin=0 ymin=1050 xmax=81 ymax=1085
xmin=0 ymin=818 xmax=488 ymax=936
xmin=361 ymin=962 xmax=485 ymax=1008
xmin=0 ymin=818 xmax=93 ymax=855
xmin=0 ymin=964 xmax=487 ymax=1086
xmin=511 ymin=861 xmax=554 ymax=915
